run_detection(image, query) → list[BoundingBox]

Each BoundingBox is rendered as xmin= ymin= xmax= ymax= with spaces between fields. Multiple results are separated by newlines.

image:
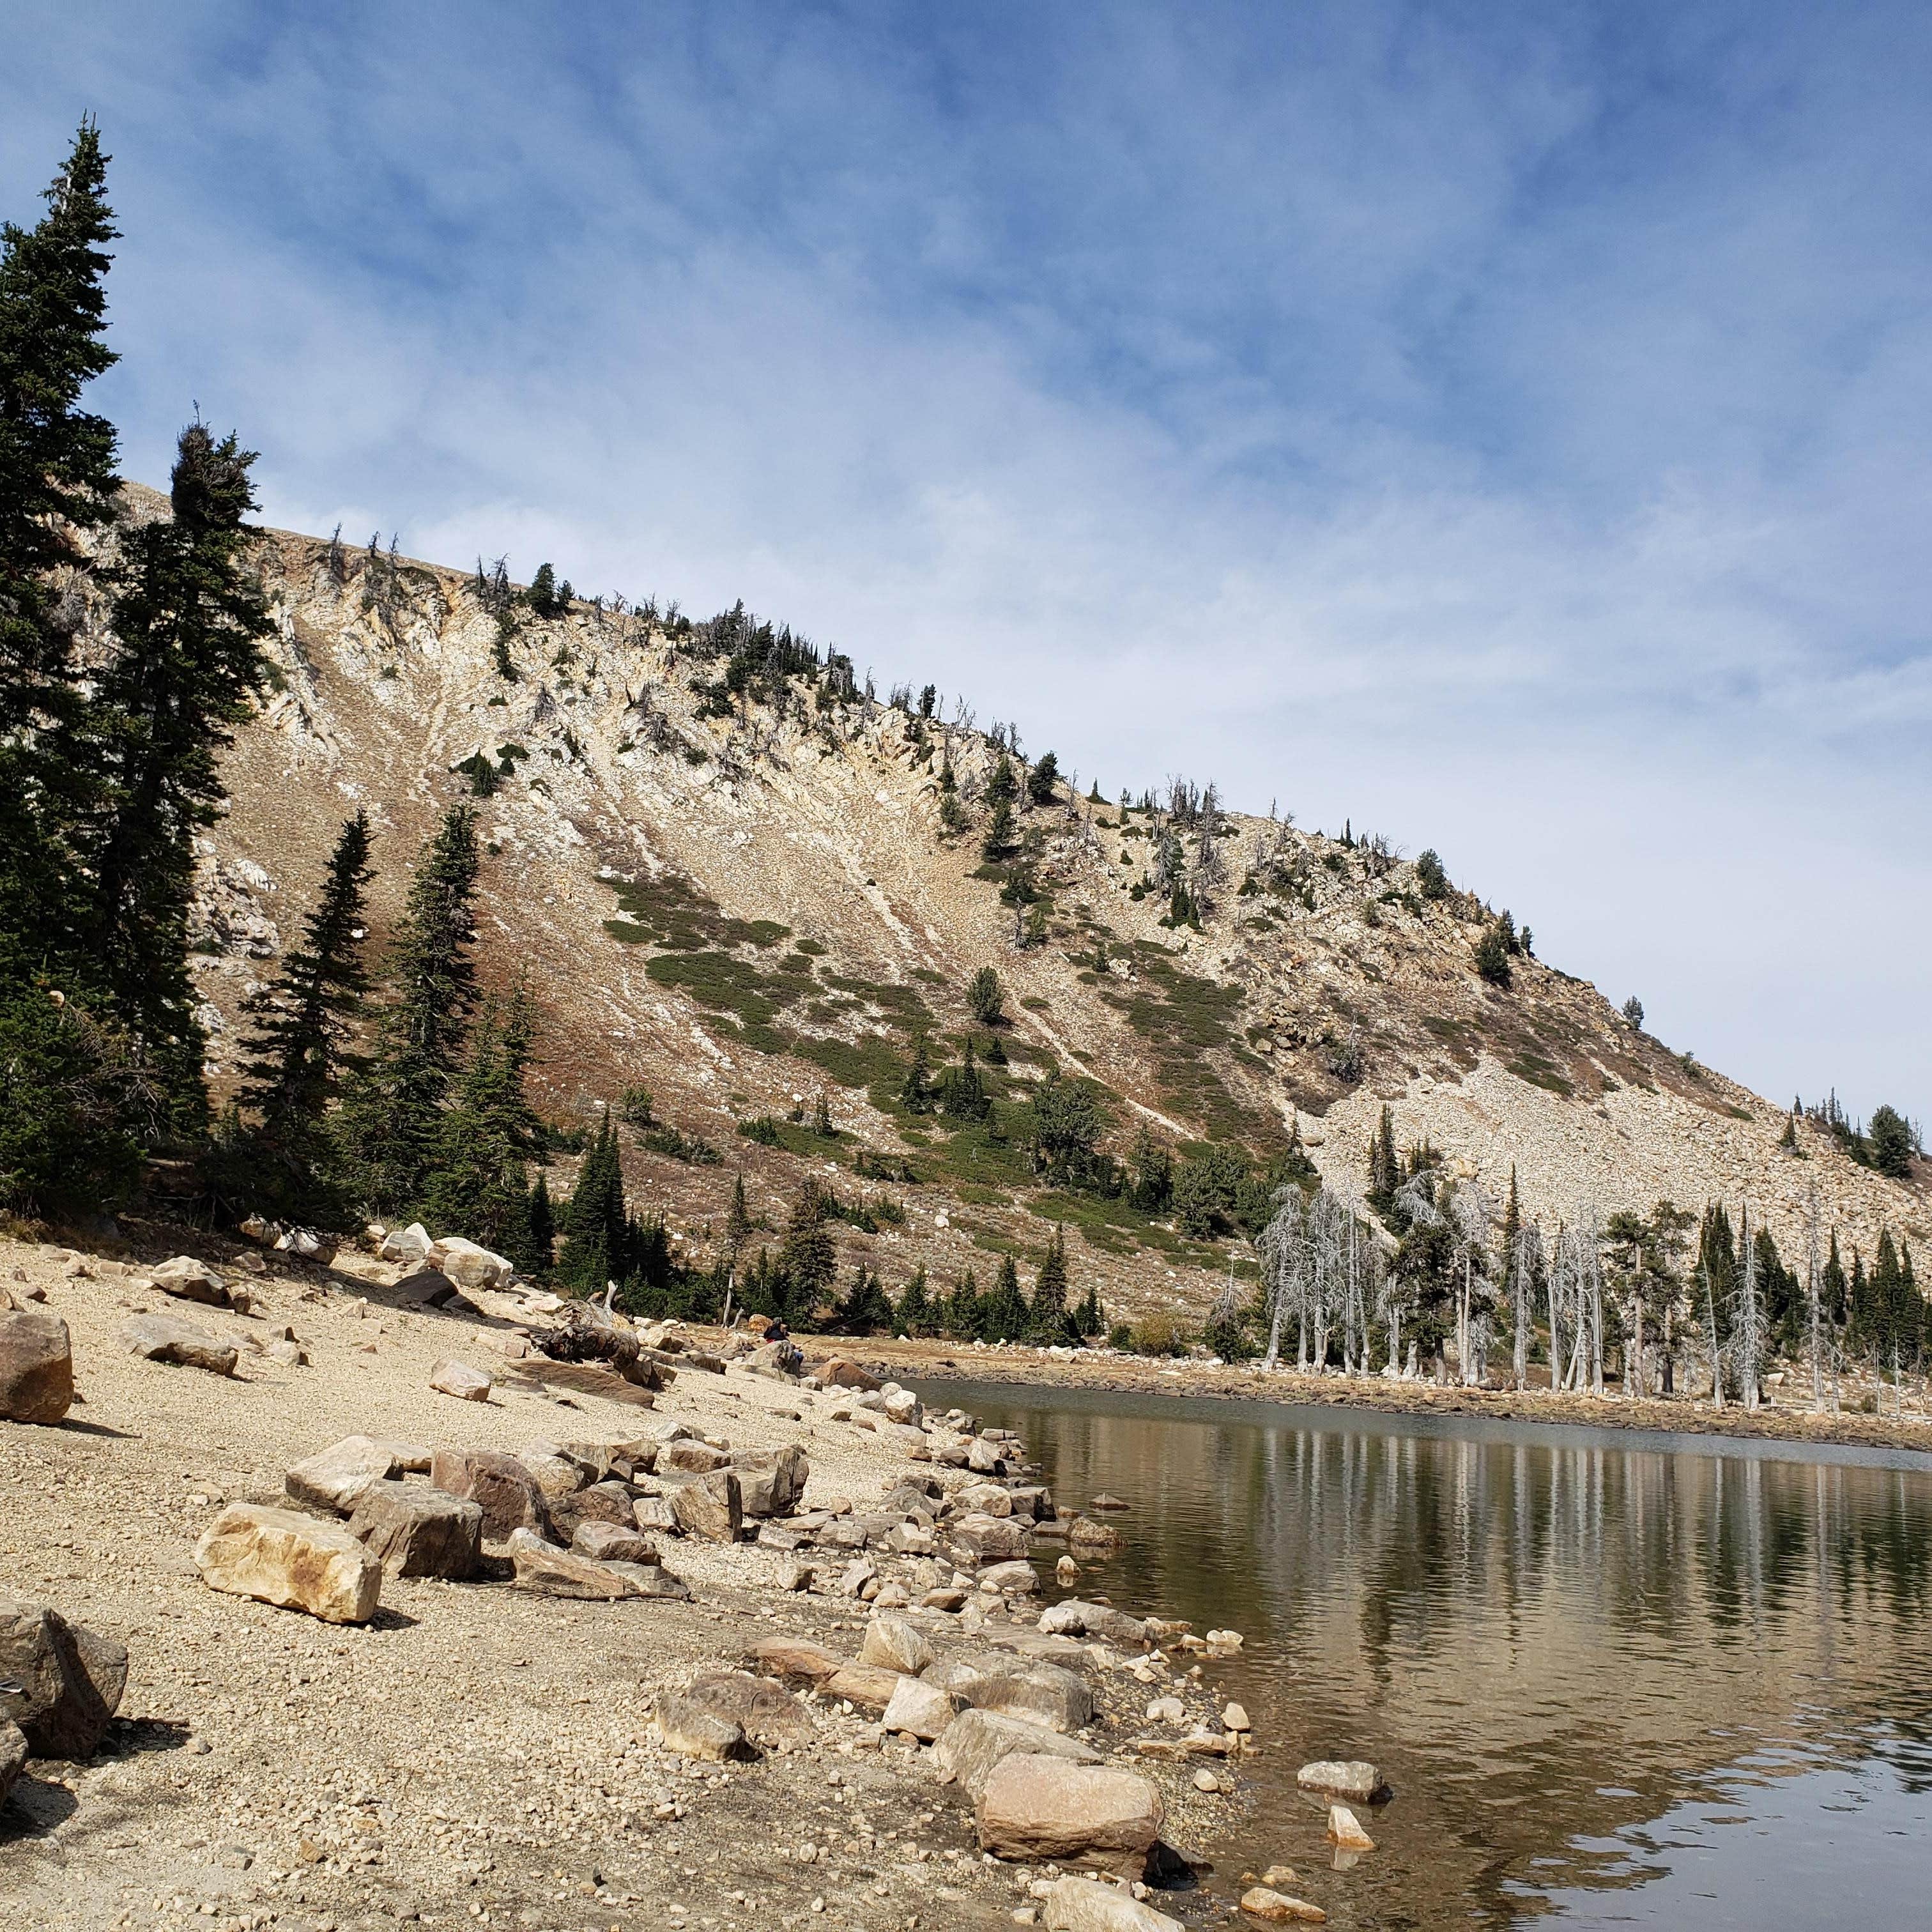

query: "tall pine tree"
xmin=422 ymin=986 xmax=542 ymax=1254
xmin=77 ymin=422 xmax=273 ymax=1128
xmin=335 ymin=803 xmax=481 ymax=1208
xmin=556 ymin=1111 xmax=626 ymax=1294
xmin=235 ymin=812 xmax=373 ymax=1151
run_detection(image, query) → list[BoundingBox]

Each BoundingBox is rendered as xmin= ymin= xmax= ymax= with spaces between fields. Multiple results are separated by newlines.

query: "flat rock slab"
xmin=751 ymin=1636 xmax=843 ymax=1684
xmin=506 ymin=1530 xmax=632 ymax=1600
xmin=820 ymin=1662 xmax=901 ymax=1712
xmin=120 ymin=1314 xmax=238 ymax=1376
xmin=1295 ymin=1759 xmax=1387 ymax=1803
xmin=1043 ymin=1876 xmax=1184 ymax=1932
xmin=194 ymin=1503 xmax=381 ymax=1624
xmin=933 ymin=1707 xmax=1103 ymax=1802
xmin=0 ymin=1308 xmax=73 ymax=1423
xmin=976 ymin=1753 xmax=1163 ymax=1862
xmin=348 ymin=1484 xmax=482 ymax=1579
xmin=429 ymin=1356 xmax=493 ymax=1402
xmin=0 ymin=1594 xmax=128 ymax=1758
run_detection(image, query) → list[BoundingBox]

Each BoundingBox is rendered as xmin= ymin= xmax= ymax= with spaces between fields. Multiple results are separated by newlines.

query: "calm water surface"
xmin=921 ymin=1380 xmax=1932 ymax=1932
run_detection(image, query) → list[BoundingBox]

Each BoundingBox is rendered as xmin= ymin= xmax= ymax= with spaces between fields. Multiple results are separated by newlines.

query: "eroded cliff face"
xmin=183 ymin=509 xmax=1924 ymax=1313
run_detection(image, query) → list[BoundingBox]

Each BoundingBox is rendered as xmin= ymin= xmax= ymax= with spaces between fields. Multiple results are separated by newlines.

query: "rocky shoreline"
xmin=825 ymin=1335 xmax=1932 ymax=1459
xmin=1 ymin=1223 xmax=1368 ymax=1932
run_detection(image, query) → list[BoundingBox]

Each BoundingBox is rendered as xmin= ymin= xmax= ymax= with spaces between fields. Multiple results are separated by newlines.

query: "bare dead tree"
xmin=1512 ymin=1218 xmax=1543 ymax=1391
xmin=1806 ymin=1187 xmax=1825 ymax=1414
xmin=1259 ymin=1187 xmax=1308 ymax=1371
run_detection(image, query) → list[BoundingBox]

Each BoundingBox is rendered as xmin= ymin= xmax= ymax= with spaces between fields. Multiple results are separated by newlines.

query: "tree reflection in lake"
xmin=924 ymin=1381 xmax=1932 ymax=1930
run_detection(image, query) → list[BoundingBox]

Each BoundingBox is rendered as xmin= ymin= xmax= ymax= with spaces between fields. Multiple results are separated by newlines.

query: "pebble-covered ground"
xmin=1 ymin=1225 xmax=1261 ymax=1932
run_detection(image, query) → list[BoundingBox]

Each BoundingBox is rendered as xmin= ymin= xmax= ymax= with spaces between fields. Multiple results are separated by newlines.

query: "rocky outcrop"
xmin=194 ymin=1503 xmax=383 ymax=1623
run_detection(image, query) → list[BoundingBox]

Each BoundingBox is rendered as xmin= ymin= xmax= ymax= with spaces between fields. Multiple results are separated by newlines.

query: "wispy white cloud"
xmin=3 ymin=0 xmax=1927 ymax=1123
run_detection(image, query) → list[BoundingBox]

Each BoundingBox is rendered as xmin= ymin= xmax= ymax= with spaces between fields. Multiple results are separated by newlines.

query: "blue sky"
xmin=6 ymin=1 xmax=1928 ymax=1128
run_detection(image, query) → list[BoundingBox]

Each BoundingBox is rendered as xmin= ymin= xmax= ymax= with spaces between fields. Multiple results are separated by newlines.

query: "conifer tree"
xmin=723 ymin=1170 xmax=754 ymax=1265
xmin=1025 ymin=1227 xmax=1074 ymax=1343
xmin=1869 ymin=1105 xmax=1914 ymax=1181
xmin=235 ymin=812 xmax=373 ymax=1150
xmin=334 ymin=803 xmax=481 ymax=1207
xmin=900 ymin=1038 xmax=933 ymax=1114
xmin=423 ymin=987 xmax=542 ymax=1253
xmin=79 ymin=421 xmax=274 ymax=1127
xmin=1823 ymin=1227 xmax=1848 ymax=1326
xmin=979 ymin=1254 xmax=1029 ymax=1342
xmin=836 ymin=1264 xmax=896 ymax=1335
xmin=896 ymin=1265 xmax=935 ymax=1337
xmin=556 ymin=1110 xmax=625 ymax=1293
xmin=943 ymin=1268 xmax=982 ymax=1338
xmin=935 ymin=1039 xmax=990 ymax=1123
xmin=516 ymin=1172 xmax=556 ymax=1276
xmin=1073 ymin=1280 xmax=1105 ymax=1342
xmin=0 ymin=121 xmax=121 ymax=958
xmin=965 ymin=966 xmax=1004 ymax=1026
xmin=778 ymin=1179 xmax=838 ymax=1322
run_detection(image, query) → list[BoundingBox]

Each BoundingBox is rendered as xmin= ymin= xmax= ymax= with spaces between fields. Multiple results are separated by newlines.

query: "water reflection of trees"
xmin=954 ymin=1387 xmax=1932 ymax=1926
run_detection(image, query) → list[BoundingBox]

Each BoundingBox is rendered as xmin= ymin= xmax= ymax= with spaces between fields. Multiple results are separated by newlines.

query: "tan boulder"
xmin=346 ymin=1485 xmax=482 ymax=1579
xmin=818 ymin=1357 xmax=881 ymax=1390
xmin=151 ymin=1256 xmax=231 ymax=1307
xmin=0 ymin=1309 xmax=73 ymax=1423
xmin=666 ymin=1468 xmax=742 ymax=1542
xmin=119 ymin=1314 xmax=238 ymax=1376
xmin=859 ymin=1613 xmax=933 ymax=1676
xmin=1326 ymin=1804 xmax=1375 ymax=1851
xmin=427 ymin=1236 xmax=514 ymax=1289
xmin=505 ymin=1528 xmax=632 ymax=1600
xmin=571 ymin=1521 xmax=660 ymax=1565
xmin=820 ymin=1662 xmax=902 ymax=1712
xmin=652 ymin=1692 xmax=754 ymax=1762
xmin=956 ymin=1656 xmax=1094 ymax=1734
xmin=676 ymin=1671 xmax=813 ymax=1747
xmin=428 ymin=1356 xmax=492 ymax=1402
xmin=882 ymin=1673 xmax=958 ymax=1742
xmin=976 ymin=1754 xmax=1163 ymax=1862
xmin=193 ymin=1504 xmax=381 ymax=1624
xmin=285 ymin=1436 xmax=402 ymax=1515
xmin=751 ymin=1635 xmax=843 ymax=1684
xmin=732 ymin=1444 xmax=810 ymax=1516
xmin=1042 ymin=1876 xmax=1184 ymax=1931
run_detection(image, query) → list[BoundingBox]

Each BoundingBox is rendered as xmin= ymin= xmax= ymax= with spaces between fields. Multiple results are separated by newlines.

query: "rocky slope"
xmin=179 ymin=505 xmax=1926 ymax=1314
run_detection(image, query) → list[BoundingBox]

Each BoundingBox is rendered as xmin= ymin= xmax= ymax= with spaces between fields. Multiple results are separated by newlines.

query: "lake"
xmin=921 ymin=1379 xmax=1932 ymax=1931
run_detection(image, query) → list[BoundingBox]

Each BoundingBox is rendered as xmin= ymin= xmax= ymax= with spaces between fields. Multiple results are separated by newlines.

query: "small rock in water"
xmin=1089 ymin=1492 xmax=1130 ymax=1512
xmin=1326 ymin=1804 xmax=1375 ymax=1851
xmin=1055 ymin=1555 xmax=1079 ymax=1586
xmin=1239 ymin=1888 xmax=1327 ymax=1924
xmin=1296 ymin=1758 xmax=1386 ymax=1804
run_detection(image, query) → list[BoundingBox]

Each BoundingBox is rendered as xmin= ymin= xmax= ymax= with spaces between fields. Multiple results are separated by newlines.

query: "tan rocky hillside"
xmin=180 ymin=503 xmax=1926 ymax=1314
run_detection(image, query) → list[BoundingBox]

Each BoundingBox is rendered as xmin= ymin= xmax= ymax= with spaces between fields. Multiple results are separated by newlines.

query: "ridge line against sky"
xmin=4 ymin=0 xmax=1927 ymax=1128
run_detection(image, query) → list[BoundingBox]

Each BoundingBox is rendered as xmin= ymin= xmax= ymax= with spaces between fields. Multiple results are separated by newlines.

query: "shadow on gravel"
xmin=105 ymin=1716 xmax=193 ymax=1756
xmin=0 ymin=1774 xmax=79 ymax=1841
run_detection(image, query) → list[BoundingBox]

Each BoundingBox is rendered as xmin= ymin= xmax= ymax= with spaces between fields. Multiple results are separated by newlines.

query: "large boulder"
xmin=378 ymin=1222 xmax=431 ymax=1266
xmin=119 ymin=1314 xmax=238 ymax=1377
xmin=193 ymin=1504 xmax=382 ymax=1624
xmin=953 ymin=1513 xmax=1029 ymax=1563
xmin=429 ymin=1448 xmax=553 ymax=1542
xmin=932 ymin=1708 xmax=1103 ymax=1801
xmin=572 ymin=1521 xmax=661 ymax=1565
xmin=285 ymin=1436 xmax=403 ymax=1515
xmin=347 ymin=1485 xmax=482 ymax=1579
xmin=859 ymin=1614 xmax=933 ymax=1676
xmin=1042 ymin=1878 xmax=1184 ymax=1932
xmin=1039 ymin=1600 xmax=1147 ymax=1646
xmin=651 ymin=1691 xmax=755 ymax=1762
xmin=0 ymin=1309 xmax=73 ymax=1423
xmin=732 ymin=1445 xmax=810 ymax=1517
xmin=660 ymin=1439 xmax=732 ymax=1475
xmin=151 ymin=1256 xmax=231 ymax=1307
xmin=818 ymin=1358 xmax=880 ymax=1391
xmin=978 ymin=1559 xmax=1040 ymax=1597
xmin=0 ymin=1594 xmax=128 ymax=1757
xmin=1295 ymin=1759 xmax=1386 ymax=1804
xmin=976 ymin=1754 xmax=1163 ymax=1863
xmin=551 ymin=1480 xmax=637 ymax=1540
xmin=665 ymin=1468 xmax=742 ymax=1543
xmin=427 ymin=1236 xmax=514 ymax=1290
